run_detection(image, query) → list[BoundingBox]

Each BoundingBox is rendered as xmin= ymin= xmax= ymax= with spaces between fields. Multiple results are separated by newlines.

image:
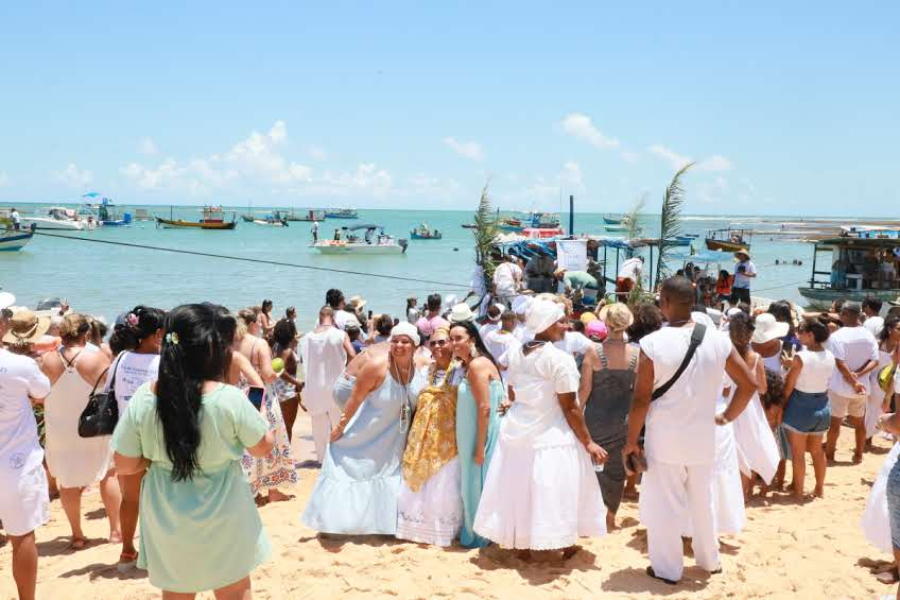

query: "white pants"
xmin=639 ymin=461 xmax=719 ymax=582
xmin=311 ymin=402 xmax=342 ymax=462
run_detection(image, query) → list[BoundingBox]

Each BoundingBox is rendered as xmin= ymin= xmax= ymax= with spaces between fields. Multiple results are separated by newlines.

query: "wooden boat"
xmin=522 ymin=227 xmax=564 ymax=239
xmin=313 ymin=224 xmax=407 ymax=254
xmin=0 ymin=223 xmax=35 ymax=251
xmin=156 ymin=206 xmax=237 ymax=230
xmin=705 ymin=228 xmax=751 ymax=252
xmin=410 ymin=223 xmax=442 ymax=240
xmin=603 ymin=216 xmax=623 ymax=225
xmin=799 ymin=230 xmax=900 ymax=309
xmin=285 ymin=209 xmax=326 ymax=222
xmin=241 ymin=214 xmax=255 ymax=223
xmin=325 ymin=208 xmax=358 ymax=219
xmin=604 ymin=224 xmax=628 ymax=233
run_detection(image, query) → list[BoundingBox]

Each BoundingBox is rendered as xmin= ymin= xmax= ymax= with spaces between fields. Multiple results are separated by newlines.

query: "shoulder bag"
xmin=78 ymin=353 xmax=123 ymax=438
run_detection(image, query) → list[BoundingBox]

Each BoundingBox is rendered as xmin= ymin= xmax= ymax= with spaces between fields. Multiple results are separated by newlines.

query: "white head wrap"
xmin=390 ymin=321 xmax=421 ymax=346
xmin=512 ymin=295 xmax=532 ymax=316
xmin=526 ymin=299 xmax=565 ymax=335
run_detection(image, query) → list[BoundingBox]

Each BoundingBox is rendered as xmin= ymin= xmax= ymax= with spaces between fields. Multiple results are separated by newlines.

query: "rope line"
xmin=33 ymin=231 xmax=471 ymax=289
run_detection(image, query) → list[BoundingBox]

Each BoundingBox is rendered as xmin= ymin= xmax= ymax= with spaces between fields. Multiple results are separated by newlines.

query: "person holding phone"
xmin=112 ymin=303 xmax=275 ymax=598
xmin=730 ymin=250 xmax=756 ymax=305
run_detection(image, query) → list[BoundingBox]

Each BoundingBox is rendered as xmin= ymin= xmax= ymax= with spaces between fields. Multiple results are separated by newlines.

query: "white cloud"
xmin=0 ymin=171 xmax=8 ymax=187
xmin=306 ymin=145 xmax=327 ymax=160
xmin=521 ymin=161 xmax=585 ymax=203
xmin=138 ymin=137 xmax=159 ymax=156
xmin=55 ymin=163 xmax=93 ymax=188
xmin=302 ymin=163 xmax=392 ymax=197
xmin=443 ymin=136 xmax=484 ymax=160
xmin=561 ymin=161 xmax=584 ymax=189
xmin=648 ymin=144 xmax=693 ymax=171
xmin=699 ymin=154 xmax=733 ymax=172
xmin=561 ymin=113 xmax=620 ymax=149
xmin=696 ymin=176 xmax=730 ymax=205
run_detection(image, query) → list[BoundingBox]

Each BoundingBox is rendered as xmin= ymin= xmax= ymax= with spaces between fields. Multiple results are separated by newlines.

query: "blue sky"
xmin=0 ymin=2 xmax=897 ymax=215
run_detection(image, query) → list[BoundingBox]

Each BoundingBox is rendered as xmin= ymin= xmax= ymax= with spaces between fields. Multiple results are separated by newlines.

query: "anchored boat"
xmin=0 ymin=220 xmax=35 ymax=251
xmin=156 ymin=206 xmax=237 ymax=230
xmin=410 ymin=223 xmax=442 ymax=240
xmin=313 ymin=224 xmax=407 ymax=255
xmin=705 ymin=228 xmax=751 ymax=252
xmin=325 ymin=208 xmax=359 ymax=219
xmin=21 ymin=207 xmax=86 ymax=231
xmin=603 ymin=216 xmax=623 ymax=225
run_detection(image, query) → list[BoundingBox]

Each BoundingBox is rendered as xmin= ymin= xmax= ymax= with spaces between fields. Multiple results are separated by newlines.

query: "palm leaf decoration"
xmin=655 ymin=162 xmax=694 ymax=286
xmin=473 ymin=182 xmax=499 ymax=293
xmin=624 ymin=192 xmax=647 ymax=240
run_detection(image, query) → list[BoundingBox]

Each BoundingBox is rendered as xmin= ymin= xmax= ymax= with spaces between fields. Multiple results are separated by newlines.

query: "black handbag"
xmin=78 ymin=354 xmax=122 ymax=438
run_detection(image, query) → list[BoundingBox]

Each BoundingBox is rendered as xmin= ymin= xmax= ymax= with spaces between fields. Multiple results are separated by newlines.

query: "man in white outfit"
xmin=300 ymin=306 xmax=356 ymax=463
xmin=623 ymin=277 xmax=758 ymax=585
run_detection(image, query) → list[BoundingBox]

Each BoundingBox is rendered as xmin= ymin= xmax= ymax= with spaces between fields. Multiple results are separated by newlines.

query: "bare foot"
xmin=852 ymin=452 xmax=863 ymax=465
xmin=562 ymin=546 xmax=580 ymax=560
xmin=268 ymin=489 xmax=293 ymax=503
xmin=109 ymin=530 xmax=122 ymax=544
xmin=254 ymin=494 xmax=269 ymax=507
xmin=813 ymin=487 xmax=824 ymax=498
xmin=68 ymin=536 xmax=88 ymax=551
xmin=606 ymin=513 xmax=617 ymax=531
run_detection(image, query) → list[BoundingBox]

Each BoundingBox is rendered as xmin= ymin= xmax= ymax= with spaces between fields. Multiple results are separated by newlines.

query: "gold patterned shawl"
xmin=401 ymin=366 xmax=459 ymax=492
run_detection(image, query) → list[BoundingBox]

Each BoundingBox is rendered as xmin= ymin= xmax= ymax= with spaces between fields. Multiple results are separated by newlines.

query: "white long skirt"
xmin=473 ymin=441 xmax=606 ymax=550
xmin=396 ymin=458 xmax=463 ymax=547
xmin=682 ymin=420 xmax=745 ymax=537
xmin=733 ymin=394 xmax=780 ymax=484
xmin=865 ymin=388 xmax=886 ymax=439
xmin=862 ymin=442 xmax=900 ymax=554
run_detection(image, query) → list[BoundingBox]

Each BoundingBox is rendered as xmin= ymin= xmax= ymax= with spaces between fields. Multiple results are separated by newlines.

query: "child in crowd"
xmin=760 ymin=369 xmax=788 ymax=497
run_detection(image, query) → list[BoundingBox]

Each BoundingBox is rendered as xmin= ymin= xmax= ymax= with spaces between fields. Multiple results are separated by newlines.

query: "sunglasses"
xmin=430 ymin=339 xmax=449 ymax=348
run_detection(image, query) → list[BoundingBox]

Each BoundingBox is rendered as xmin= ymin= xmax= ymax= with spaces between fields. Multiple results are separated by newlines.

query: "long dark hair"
xmin=449 ymin=320 xmax=499 ymax=368
xmin=880 ymin=315 xmax=900 ymax=345
xmin=271 ymin=318 xmax=297 ymax=353
xmin=156 ymin=304 xmax=235 ymax=482
xmin=109 ymin=305 xmax=166 ymax=353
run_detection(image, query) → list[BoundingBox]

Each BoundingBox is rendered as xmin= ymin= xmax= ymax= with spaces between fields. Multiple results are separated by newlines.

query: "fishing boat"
xmin=312 ymin=224 xmax=408 ymax=255
xmin=253 ymin=215 xmax=289 ymax=227
xmin=798 ymin=227 xmax=900 ymax=309
xmin=156 ymin=206 xmax=237 ymax=230
xmin=410 ymin=223 xmax=442 ymax=240
xmin=21 ymin=207 xmax=86 ymax=231
xmin=603 ymin=216 xmax=623 ymax=225
xmin=325 ymin=208 xmax=359 ymax=219
xmin=285 ymin=209 xmax=326 ymax=222
xmin=461 ymin=223 xmax=477 ymax=229
xmin=705 ymin=228 xmax=751 ymax=252
xmin=241 ymin=214 xmax=256 ymax=223
xmin=97 ymin=198 xmax=131 ymax=226
xmin=604 ymin=224 xmax=629 ymax=233
xmin=0 ymin=217 xmax=35 ymax=251
xmin=498 ymin=218 xmax=524 ymax=232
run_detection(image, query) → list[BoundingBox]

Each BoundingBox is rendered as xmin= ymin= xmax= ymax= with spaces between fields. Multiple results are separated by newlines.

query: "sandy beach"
xmin=1 ymin=414 xmax=894 ymax=600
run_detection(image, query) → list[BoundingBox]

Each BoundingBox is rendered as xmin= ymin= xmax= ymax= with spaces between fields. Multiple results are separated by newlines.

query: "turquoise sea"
xmin=0 ymin=204 xmax=841 ymax=328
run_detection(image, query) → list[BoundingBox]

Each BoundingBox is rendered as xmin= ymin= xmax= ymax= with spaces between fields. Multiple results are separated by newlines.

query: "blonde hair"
xmin=604 ymin=303 xmax=634 ymax=332
xmin=59 ymin=313 xmax=90 ymax=343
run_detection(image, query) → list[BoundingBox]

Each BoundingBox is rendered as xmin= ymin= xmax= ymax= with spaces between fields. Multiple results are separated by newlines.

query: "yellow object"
xmin=401 ymin=368 xmax=459 ymax=492
xmin=271 ymin=358 xmax=285 ymax=373
xmin=878 ymin=363 xmax=896 ymax=393
xmin=580 ymin=312 xmax=597 ymax=325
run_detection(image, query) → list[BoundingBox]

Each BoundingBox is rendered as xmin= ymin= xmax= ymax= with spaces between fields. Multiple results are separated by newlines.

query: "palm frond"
xmin=624 ymin=192 xmax=647 ymax=240
xmin=473 ymin=182 xmax=499 ymax=292
xmin=655 ymin=163 xmax=694 ymax=286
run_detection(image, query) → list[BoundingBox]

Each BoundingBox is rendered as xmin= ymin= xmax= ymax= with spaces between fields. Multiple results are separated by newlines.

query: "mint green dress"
xmin=112 ymin=383 xmax=272 ymax=593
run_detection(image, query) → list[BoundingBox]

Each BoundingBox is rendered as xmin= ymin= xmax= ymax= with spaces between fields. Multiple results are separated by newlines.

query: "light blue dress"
xmin=456 ymin=377 xmax=503 ymax=548
xmin=302 ymin=369 xmax=425 ymax=535
xmin=111 ymin=383 xmax=271 ymax=593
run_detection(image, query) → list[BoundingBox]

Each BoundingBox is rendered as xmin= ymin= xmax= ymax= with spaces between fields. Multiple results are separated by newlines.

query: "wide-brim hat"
xmin=751 ymin=313 xmax=789 ymax=344
xmin=347 ymin=295 xmax=367 ymax=310
xmin=2 ymin=310 xmax=51 ymax=345
xmin=734 ymin=249 xmax=752 ymax=260
xmin=449 ymin=303 xmax=475 ymax=324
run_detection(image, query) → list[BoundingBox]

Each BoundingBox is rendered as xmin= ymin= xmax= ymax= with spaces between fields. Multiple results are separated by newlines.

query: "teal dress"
xmin=112 ymin=383 xmax=271 ymax=593
xmin=302 ymin=369 xmax=425 ymax=534
xmin=456 ymin=377 xmax=503 ymax=548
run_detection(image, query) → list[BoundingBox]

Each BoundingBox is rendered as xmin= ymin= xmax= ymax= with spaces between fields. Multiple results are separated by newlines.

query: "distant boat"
xmin=253 ymin=217 xmax=288 ymax=227
xmin=241 ymin=214 xmax=256 ymax=223
xmin=461 ymin=223 xmax=477 ymax=229
xmin=603 ymin=216 xmax=623 ymax=225
xmin=21 ymin=207 xmax=85 ymax=231
xmin=97 ymin=198 xmax=131 ymax=227
xmin=313 ymin=224 xmax=407 ymax=255
xmin=705 ymin=228 xmax=751 ymax=252
xmin=410 ymin=223 xmax=442 ymax=240
xmin=156 ymin=206 xmax=237 ymax=230
xmin=0 ymin=224 xmax=35 ymax=251
xmin=604 ymin=224 xmax=628 ymax=233
xmin=284 ymin=209 xmax=326 ymax=222
xmin=325 ymin=208 xmax=358 ymax=219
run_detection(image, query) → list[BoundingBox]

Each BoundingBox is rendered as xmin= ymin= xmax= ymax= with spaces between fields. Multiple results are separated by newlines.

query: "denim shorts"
xmin=782 ymin=390 xmax=831 ymax=435
xmin=887 ymin=460 xmax=900 ymax=549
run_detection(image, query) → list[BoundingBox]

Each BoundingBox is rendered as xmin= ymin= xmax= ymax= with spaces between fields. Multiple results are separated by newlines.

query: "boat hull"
xmin=21 ymin=218 xmax=84 ymax=231
xmin=603 ymin=217 xmax=623 ymax=225
xmin=706 ymin=239 xmax=750 ymax=252
xmin=155 ymin=217 xmax=237 ymax=230
xmin=0 ymin=231 xmax=34 ymax=251
xmin=523 ymin=227 xmax=564 ymax=238
xmin=312 ymin=242 xmax=405 ymax=255
xmin=798 ymin=287 xmax=900 ymax=311
xmin=604 ymin=225 xmax=628 ymax=233
xmin=410 ymin=233 xmax=442 ymax=240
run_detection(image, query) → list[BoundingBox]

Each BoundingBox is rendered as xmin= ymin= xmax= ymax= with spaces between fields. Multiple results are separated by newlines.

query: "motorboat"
xmin=313 ymin=224 xmax=408 ymax=255
xmin=705 ymin=228 xmax=751 ymax=252
xmin=325 ymin=208 xmax=359 ymax=219
xmin=21 ymin=207 xmax=85 ymax=231
xmin=410 ymin=223 xmax=442 ymax=240
xmin=97 ymin=198 xmax=131 ymax=226
xmin=156 ymin=206 xmax=237 ymax=230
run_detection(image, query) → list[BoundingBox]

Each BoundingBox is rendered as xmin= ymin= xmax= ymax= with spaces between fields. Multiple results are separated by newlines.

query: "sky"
xmin=0 ymin=2 xmax=897 ymax=216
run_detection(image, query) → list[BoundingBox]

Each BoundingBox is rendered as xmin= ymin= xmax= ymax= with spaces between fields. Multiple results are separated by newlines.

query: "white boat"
xmin=21 ymin=207 xmax=85 ymax=231
xmin=312 ymin=224 xmax=407 ymax=255
xmin=253 ymin=219 xmax=288 ymax=227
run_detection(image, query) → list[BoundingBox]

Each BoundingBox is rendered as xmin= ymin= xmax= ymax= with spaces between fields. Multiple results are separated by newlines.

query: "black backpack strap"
xmin=99 ymin=352 xmax=125 ymax=395
xmin=652 ymin=324 xmax=707 ymax=401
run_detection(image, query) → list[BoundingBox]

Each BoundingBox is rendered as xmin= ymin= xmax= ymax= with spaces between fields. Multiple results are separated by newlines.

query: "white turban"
xmin=526 ymin=299 xmax=565 ymax=335
xmin=512 ymin=295 xmax=532 ymax=316
xmin=390 ymin=321 xmax=421 ymax=346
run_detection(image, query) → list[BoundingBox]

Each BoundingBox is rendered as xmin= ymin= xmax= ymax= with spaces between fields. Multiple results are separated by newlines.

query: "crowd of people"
xmin=2 ymin=265 xmax=900 ymax=598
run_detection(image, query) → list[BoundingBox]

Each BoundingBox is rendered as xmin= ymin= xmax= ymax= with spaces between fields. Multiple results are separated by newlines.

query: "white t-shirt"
xmin=553 ymin=331 xmax=593 ymax=356
xmin=733 ymin=260 xmax=756 ymax=289
xmin=479 ymin=322 xmax=500 ymax=341
xmin=794 ymin=349 xmax=836 ymax=394
xmin=617 ymin=258 xmax=643 ymax=282
xmin=0 ymin=350 xmax=52 ymax=475
xmin=826 ymin=326 xmax=879 ymax=396
xmin=493 ymin=263 xmax=518 ymax=296
xmin=864 ymin=316 xmax=885 ymax=339
xmin=485 ymin=329 xmax=522 ymax=369
xmin=112 ymin=351 xmax=160 ymax=415
xmin=640 ymin=325 xmax=733 ymax=466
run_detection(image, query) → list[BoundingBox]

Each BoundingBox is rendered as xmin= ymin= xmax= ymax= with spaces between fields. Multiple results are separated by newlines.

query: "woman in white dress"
xmin=396 ymin=327 xmax=464 ymax=546
xmin=473 ymin=299 xmax=607 ymax=558
xmin=40 ymin=314 xmax=121 ymax=549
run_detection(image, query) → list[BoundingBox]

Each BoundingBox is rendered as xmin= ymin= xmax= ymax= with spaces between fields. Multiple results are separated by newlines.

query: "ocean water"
xmin=0 ymin=204 xmax=831 ymax=328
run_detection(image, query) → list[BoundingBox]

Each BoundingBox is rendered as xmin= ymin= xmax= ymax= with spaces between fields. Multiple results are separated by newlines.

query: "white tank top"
xmin=794 ymin=349 xmax=836 ymax=394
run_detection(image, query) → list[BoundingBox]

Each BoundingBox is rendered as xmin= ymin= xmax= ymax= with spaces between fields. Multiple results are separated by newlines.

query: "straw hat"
xmin=751 ymin=313 xmax=789 ymax=344
xmin=449 ymin=303 xmax=475 ymax=324
xmin=2 ymin=310 xmax=51 ymax=346
xmin=734 ymin=249 xmax=752 ymax=260
xmin=347 ymin=295 xmax=367 ymax=310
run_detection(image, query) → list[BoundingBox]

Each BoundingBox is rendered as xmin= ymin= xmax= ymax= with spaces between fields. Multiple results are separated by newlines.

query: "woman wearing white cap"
xmin=302 ymin=322 xmax=427 ymax=535
xmin=473 ymin=299 xmax=607 ymax=557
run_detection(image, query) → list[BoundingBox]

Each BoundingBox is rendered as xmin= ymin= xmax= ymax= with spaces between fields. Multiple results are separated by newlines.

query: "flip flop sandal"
xmin=117 ymin=551 xmax=139 ymax=574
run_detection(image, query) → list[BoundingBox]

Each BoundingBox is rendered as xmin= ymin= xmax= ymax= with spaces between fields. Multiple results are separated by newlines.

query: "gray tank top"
xmin=584 ymin=343 xmax=638 ymax=445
